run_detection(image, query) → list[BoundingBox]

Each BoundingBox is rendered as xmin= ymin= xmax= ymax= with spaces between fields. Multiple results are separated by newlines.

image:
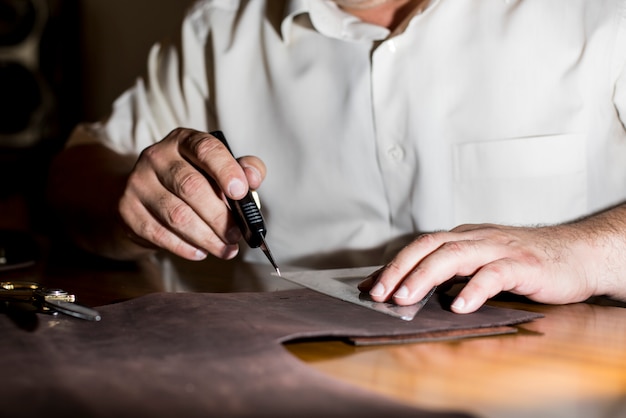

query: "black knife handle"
xmin=210 ymin=130 xmax=266 ymax=248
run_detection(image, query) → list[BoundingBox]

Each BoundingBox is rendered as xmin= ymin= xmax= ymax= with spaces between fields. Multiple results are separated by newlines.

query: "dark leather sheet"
xmin=0 ymin=289 xmax=541 ymax=418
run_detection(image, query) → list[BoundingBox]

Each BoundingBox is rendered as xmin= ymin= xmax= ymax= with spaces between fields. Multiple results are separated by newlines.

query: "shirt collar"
xmin=281 ymin=0 xmax=390 ymax=43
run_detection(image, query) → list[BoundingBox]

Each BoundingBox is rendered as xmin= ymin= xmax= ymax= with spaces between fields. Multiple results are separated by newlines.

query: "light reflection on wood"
xmin=287 ymin=301 xmax=626 ymax=418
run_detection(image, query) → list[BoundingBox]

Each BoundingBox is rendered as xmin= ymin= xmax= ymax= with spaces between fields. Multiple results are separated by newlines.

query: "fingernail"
xmin=228 ymin=178 xmax=246 ymax=198
xmin=193 ymin=248 xmax=208 ymax=260
xmin=244 ymin=165 xmax=262 ymax=185
xmin=370 ymin=282 xmax=385 ymax=297
xmin=222 ymin=245 xmax=239 ymax=260
xmin=451 ymin=296 xmax=466 ymax=311
xmin=394 ymin=285 xmax=409 ymax=299
xmin=226 ymin=226 xmax=241 ymax=243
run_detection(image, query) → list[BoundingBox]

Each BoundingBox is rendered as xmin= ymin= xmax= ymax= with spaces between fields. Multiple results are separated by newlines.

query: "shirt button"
xmin=387 ymin=145 xmax=405 ymax=160
xmin=387 ymin=40 xmax=397 ymax=53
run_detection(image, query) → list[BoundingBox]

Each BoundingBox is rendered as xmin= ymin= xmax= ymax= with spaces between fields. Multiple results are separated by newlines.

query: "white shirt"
xmin=72 ymin=0 xmax=626 ymax=269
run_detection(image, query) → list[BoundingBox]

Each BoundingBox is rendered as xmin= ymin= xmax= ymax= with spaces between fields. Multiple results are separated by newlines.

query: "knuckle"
xmin=175 ymin=170 xmax=206 ymax=199
xmin=191 ymin=135 xmax=222 ymax=162
xmin=467 ymin=280 xmax=503 ymax=301
xmin=136 ymin=219 xmax=156 ymax=240
xmin=451 ymin=223 xmax=474 ymax=232
xmin=212 ymin=209 xmax=231 ymax=230
xmin=385 ymin=260 xmax=405 ymax=276
xmin=164 ymin=200 xmax=194 ymax=228
xmin=129 ymin=217 xmax=164 ymax=249
xmin=124 ymin=171 xmax=142 ymax=192
xmin=465 ymin=276 xmax=492 ymax=298
xmin=402 ymin=232 xmax=440 ymax=255
xmin=169 ymin=127 xmax=186 ymax=138
xmin=139 ymin=142 xmax=162 ymax=165
xmin=414 ymin=232 xmax=438 ymax=247
xmin=440 ymin=240 xmax=466 ymax=256
xmin=480 ymin=261 xmax=509 ymax=278
xmin=168 ymin=159 xmax=186 ymax=176
xmin=472 ymin=262 xmax=514 ymax=297
xmin=404 ymin=266 xmax=432 ymax=287
xmin=481 ymin=226 xmax=511 ymax=243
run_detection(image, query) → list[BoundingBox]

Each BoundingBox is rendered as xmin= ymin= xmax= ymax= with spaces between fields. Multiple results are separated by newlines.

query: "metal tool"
xmin=280 ymin=266 xmax=436 ymax=321
xmin=210 ymin=130 xmax=281 ymax=276
xmin=0 ymin=281 xmax=101 ymax=321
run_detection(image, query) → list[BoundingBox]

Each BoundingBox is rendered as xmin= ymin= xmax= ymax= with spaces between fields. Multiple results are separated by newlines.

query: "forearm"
xmin=563 ymin=203 xmax=626 ymax=301
xmin=46 ymin=138 xmax=155 ymax=261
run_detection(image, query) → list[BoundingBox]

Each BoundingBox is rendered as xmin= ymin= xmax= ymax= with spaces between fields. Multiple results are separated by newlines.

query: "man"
xmin=47 ymin=0 xmax=626 ymax=312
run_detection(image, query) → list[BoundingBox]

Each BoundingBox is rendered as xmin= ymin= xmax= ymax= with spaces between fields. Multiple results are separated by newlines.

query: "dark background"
xmin=0 ymin=0 xmax=195 ymax=233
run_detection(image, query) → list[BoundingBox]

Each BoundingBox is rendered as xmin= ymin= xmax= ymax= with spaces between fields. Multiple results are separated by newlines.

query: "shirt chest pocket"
xmin=452 ymin=133 xmax=587 ymax=226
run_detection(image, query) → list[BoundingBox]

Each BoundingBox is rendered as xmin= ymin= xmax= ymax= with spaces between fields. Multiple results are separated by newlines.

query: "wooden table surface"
xmin=287 ymin=299 xmax=626 ymax=418
xmin=5 ymin=236 xmax=626 ymax=418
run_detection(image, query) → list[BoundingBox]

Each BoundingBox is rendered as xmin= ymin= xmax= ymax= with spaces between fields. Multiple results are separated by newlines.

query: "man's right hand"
xmin=118 ymin=128 xmax=266 ymax=261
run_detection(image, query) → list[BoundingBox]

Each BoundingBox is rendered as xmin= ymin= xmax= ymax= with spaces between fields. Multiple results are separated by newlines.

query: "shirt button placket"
xmin=387 ymin=144 xmax=405 ymax=161
xmin=371 ymin=36 xmax=414 ymax=233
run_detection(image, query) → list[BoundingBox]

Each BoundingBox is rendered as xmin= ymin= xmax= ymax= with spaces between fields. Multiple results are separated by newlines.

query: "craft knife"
xmin=210 ymin=130 xmax=281 ymax=276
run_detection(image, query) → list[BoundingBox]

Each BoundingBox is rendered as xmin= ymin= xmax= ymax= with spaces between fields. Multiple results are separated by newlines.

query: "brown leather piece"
xmin=349 ymin=325 xmax=519 ymax=346
xmin=0 ymin=289 xmax=541 ymax=418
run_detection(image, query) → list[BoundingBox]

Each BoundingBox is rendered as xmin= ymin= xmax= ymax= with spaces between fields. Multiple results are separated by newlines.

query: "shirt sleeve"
xmin=613 ymin=5 xmax=626 ymax=131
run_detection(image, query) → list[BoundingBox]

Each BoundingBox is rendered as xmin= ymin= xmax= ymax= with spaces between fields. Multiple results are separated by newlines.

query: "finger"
xmin=162 ymin=131 xmax=267 ymax=245
xmin=153 ymin=157 xmax=243 ymax=246
xmin=450 ymin=223 xmax=496 ymax=233
xmin=367 ymin=232 xmax=464 ymax=302
xmin=238 ymin=156 xmax=266 ymax=190
xmin=124 ymin=193 xmax=240 ymax=261
xmin=448 ymin=258 xmax=518 ymax=313
xmin=357 ymin=266 xmax=384 ymax=292
xmin=388 ymin=238 xmax=508 ymax=306
xmin=124 ymin=163 xmax=240 ymax=259
xmin=139 ymin=134 xmax=242 ymax=246
xmin=119 ymin=183 xmax=233 ymax=260
xmin=178 ymin=131 xmax=249 ymax=200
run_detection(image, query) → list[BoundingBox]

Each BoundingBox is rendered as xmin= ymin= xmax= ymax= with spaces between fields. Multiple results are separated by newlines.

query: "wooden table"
xmin=287 ymin=298 xmax=626 ymax=418
xmin=6 ymin=237 xmax=626 ymax=418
